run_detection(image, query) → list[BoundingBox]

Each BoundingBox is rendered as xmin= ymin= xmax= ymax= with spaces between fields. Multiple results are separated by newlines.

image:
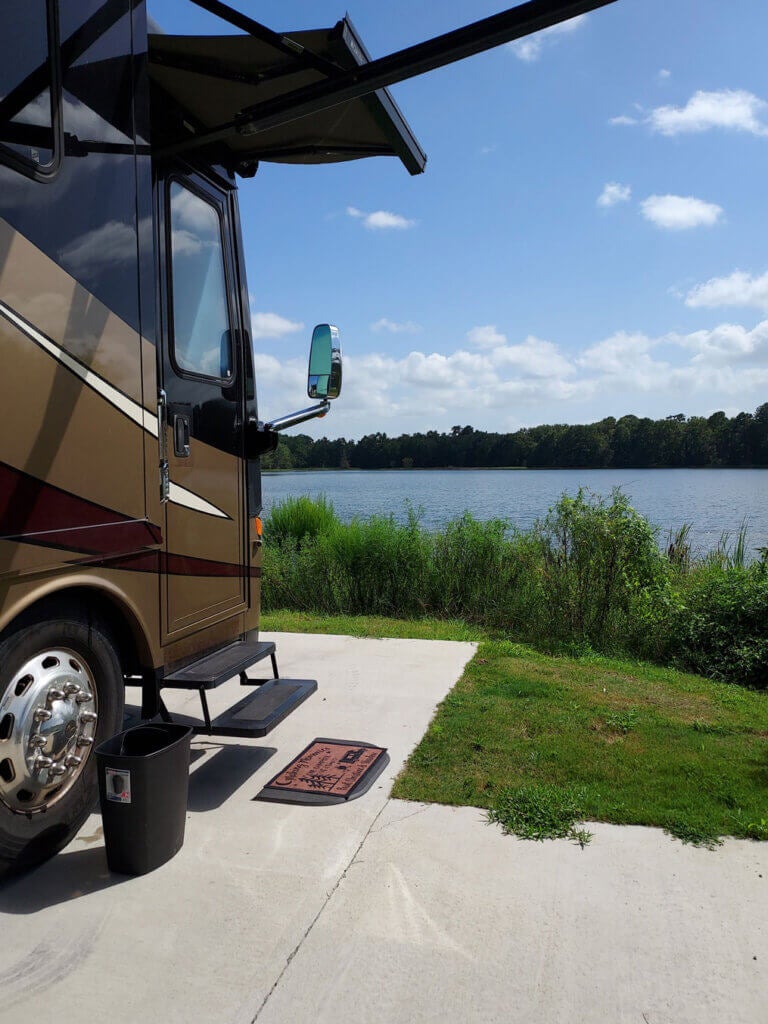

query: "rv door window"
xmin=169 ymin=181 xmax=234 ymax=381
xmin=0 ymin=1 xmax=60 ymax=179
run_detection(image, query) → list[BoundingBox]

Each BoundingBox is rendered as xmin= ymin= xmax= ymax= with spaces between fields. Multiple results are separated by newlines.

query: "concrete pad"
xmin=257 ymin=802 xmax=768 ymax=1024
xmin=0 ymin=632 xmax=476 ymax=1024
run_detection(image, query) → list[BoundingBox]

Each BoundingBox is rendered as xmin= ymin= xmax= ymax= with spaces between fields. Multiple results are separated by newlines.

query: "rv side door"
xmin=157 ymin=170 xmax=246 ymax=640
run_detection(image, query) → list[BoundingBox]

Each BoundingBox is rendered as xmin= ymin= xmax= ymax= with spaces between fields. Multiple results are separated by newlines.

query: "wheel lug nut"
xmin=48 ymin=763 xmax=67 ymax=778
xmin=29 ymin=735 xmax=46 ymax=749
xmin=79 ymin=711 xmax=98 ymax=725
xmin=65 ymin=754 xmax=82 ymax=768
xmin=33 ymin=708 xmax=52 ymax=722
xmin=75 ymin=735 xmax=94 ymax=747
xmin=75 ymin=692 xmax=93 ymax=704
xmin=33 ymin=755 xmax=53 ymax=771
xmin=63 ymin=683 xmax=80 ymax=696
xmin=46 ymin=688 xmax=65 ymax=704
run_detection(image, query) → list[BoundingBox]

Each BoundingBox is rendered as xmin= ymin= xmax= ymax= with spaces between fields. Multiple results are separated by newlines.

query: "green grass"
xmin=393 ymin=639 xmax=768 ymax=845
xmin=260 ymin=609 xmax=487 ymax=642
xmin=488 ymin=784 xmax=594 ymax=847
xmin=263 ymin=611 xmax=768 ymax=846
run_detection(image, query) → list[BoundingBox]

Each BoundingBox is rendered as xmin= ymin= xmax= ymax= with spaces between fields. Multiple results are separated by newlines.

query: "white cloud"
xmin=467 ymin=325 xmax=507 ymax=349
xmin=658 ymin=69 xmax=671 ymax=80
xmin=371 ymin=318 xmax=422 ymax=334
xmin=641 ymin=194 xmax=723 ymax=231
xmin=490 ymin=336 xmax=575 ymax=379
xmin=347 ymin=205 xmax=415 ymax=230
xmin=250 ymin=310 xmax=304 ymax=340
xmin=366 ymin=211 xmax=416 ymax=230
xmin=608 ymin=114 xmax=639 ymax=126
xmin=648 ymin=89 xmax=768 ymax=136
xmin=685 ymin=270 xmax=768 ymax=312
xmin=507 ymin=14 xmax=586 ymax=62
xmin=579 ymin=331 xmax=659 ymax=375
xmin=253 ymin=316 xmax=768 ymax=438
xmin=672 ymin=320 xmax=768 ymax=363
xmin=597 ymin=182 xmax=632 ymax=208
xmin=575 ymin=321 xmax=768 ymax=399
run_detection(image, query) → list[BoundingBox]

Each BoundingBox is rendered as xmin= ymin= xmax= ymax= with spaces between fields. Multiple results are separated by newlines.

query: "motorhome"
xmin=0 ymin=0 xmax=613 ymax=875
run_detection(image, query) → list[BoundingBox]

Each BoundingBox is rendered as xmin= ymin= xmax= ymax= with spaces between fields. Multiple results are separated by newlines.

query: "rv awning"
xmin=148 ymin=18 xmax=426 ymax=176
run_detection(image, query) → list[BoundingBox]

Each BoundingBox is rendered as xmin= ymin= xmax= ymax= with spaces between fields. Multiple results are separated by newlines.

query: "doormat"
xmin=256 ymin=738 xmax=389 ymax=805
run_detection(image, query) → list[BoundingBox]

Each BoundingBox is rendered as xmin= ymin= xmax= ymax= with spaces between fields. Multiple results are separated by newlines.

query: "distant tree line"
xmin=261 ymin=404 xmax=768 ymax=471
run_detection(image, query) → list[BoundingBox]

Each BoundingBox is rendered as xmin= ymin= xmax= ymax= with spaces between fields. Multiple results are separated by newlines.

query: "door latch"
xmin=173 ymin=412 xmax=191 ymax=458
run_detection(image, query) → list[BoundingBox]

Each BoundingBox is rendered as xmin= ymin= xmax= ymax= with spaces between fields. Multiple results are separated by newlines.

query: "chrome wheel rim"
xmin=0 ymin=648 xmax=99 ymax=813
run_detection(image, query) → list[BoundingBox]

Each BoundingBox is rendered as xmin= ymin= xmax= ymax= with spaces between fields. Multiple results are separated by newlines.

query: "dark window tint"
xmin=0 ymin=2 xmax=59 ymax=175
xmin=169 ymin=182 xmax=233 ymax=381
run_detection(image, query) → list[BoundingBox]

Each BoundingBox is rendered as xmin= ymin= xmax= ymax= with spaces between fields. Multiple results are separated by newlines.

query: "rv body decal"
xmin=0 ymin=461 xmax=256 ymax=578
xmin=0 ymin=299 xmax=228 ymax=520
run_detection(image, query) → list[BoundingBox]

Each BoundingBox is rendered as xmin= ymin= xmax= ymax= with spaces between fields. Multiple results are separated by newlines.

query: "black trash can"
xmin=96 ymin=723 xmax=193 ymax=875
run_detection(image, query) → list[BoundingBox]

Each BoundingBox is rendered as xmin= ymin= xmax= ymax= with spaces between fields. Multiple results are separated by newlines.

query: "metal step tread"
xmin=172 ymin=679 xmax=317 ymax=738
xmin=163 ymin=640 xmax=276 ymax=690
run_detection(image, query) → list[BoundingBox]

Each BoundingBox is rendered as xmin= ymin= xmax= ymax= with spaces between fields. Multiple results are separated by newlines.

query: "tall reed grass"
xmin=261 ymin=490 xmax=768 ymax=688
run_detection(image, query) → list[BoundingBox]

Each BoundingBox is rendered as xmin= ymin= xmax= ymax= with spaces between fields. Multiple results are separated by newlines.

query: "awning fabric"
xmin=148 ymin=18 xmax=426 ymax=176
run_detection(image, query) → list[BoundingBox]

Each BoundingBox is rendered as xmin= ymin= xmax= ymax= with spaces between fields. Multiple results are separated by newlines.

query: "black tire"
xmin=0 ymin=610 xmax=124 ymax=878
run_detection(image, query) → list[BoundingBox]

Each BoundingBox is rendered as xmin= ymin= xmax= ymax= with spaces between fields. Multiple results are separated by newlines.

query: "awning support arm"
xmin=187 ymin=0 xmax=347 ymax=80
xmin=156 ymin=0 xmax=618 ymax=160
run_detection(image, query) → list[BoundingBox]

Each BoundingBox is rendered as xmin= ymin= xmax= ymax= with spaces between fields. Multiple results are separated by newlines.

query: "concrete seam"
xmin=370 ymin=801 xmax=429 ymax=834
xmin=250 ymin=797 xmax=392 ymax=1023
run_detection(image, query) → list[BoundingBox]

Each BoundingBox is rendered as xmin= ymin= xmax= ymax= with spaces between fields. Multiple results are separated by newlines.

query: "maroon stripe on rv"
xmin=1 ymin=461 xmax=260 ymax=579
xmin=85 ymin=551 xmax=262 ymax=578
xmin=0 ymin=460 xmax=162 ymax=546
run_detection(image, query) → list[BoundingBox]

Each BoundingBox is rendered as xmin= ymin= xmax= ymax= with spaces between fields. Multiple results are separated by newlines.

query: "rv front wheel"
xmin=0 ymin=611 xmax=124 ymax=878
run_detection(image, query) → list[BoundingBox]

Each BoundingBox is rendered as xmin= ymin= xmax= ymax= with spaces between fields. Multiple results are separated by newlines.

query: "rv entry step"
xmin=169 ymin=679 xmax=318 ymax=738
xmin=163 ymin=640 xmax=278 ymax=690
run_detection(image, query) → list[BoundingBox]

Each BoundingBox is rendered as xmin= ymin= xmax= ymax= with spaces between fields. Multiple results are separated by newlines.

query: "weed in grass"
xmin=571 ymin=828 xmax=593 ymax=849
xmin=692 ymin=719 xmax=735 ymax=736
xmin=746 ymin=818 xmax=768 ymax=840
xmin=665 ymin=819 xmax=723 ymax=849
xmin=488 ymin=783 xmax=588 ymax=842
xmin=604 ymin=708 xmax=640 ymax=734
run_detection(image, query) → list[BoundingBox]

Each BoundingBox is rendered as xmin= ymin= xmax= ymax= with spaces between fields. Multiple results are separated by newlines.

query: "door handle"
xmin=173 ymin=412 xmax=191 ymax=458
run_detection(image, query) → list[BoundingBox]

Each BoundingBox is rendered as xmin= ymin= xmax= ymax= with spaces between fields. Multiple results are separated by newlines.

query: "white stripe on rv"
xmin=0 ymin=300 xmax=228 ymax=521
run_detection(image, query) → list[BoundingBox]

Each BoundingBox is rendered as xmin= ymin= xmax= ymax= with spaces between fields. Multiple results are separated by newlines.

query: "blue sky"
xmin=151 ymin=0 xmax=768 ymax=438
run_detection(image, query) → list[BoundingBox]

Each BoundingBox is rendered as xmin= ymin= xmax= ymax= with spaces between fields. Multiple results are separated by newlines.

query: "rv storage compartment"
xmin=96 ymin=723 xmax=192 ymax=875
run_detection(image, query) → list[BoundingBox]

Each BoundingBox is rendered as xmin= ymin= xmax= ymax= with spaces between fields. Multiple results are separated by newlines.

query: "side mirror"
xmin=262 ymin=323 xmax=343 ymax=437
xmin=307 ymin=324 xmax=342 ymax=400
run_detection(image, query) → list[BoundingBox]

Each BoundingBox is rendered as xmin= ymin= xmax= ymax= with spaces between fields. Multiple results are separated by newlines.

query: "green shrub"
xmin=532 ymin=489 xmax=667 ymax=650
xmin=264 ymin=494 xmax=338 ymax=546
xmin=263 ymin=505 xmax=434 ymax=617
xmin=667 ymin=565 xmax=768 ymax=688
xmin=311 ymin=509 xmax=434 ymax=616
xmin=261 ymin=492 xmax=768 ymax=689
xmin=430 ymin=514 xmax=537 ymax=626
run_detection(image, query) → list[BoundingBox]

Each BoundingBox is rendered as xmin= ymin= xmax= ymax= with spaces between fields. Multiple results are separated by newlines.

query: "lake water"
xmin=262 ymin=468 xmax=768 ymax=556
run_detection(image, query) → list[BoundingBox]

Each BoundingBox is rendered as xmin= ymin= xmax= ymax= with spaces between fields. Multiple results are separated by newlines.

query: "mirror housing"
xmin=307 ymin=324 xmax=342 ymax=400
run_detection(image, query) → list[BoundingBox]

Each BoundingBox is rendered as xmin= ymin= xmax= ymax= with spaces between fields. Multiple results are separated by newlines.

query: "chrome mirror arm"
xmin=266 ymin=401 xmax=331 ymax=433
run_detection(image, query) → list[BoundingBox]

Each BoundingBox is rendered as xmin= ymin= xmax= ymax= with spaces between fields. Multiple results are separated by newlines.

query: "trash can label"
xmin=105 ymin=767 xmax=132 ymax=804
